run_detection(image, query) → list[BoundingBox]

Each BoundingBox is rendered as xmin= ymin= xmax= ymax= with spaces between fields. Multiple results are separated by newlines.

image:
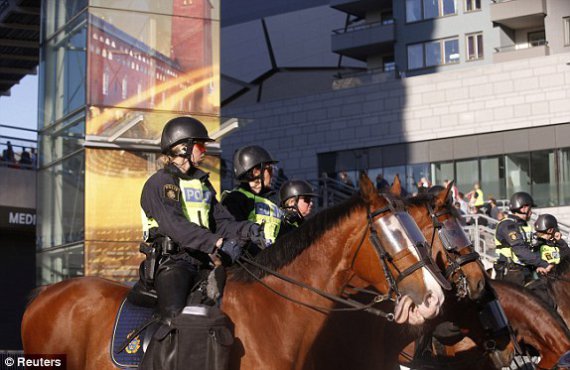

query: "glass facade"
xmin=325 ymin=147 xmax=570 ymax=208
xmin=38 ymin=0 xmax=221 ymax=284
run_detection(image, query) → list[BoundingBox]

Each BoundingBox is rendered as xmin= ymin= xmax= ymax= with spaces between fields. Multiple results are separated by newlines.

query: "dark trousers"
xmin=154 ymin=258 xmax=199 ymax=320
xmin=494 ymin=263 xmax=532 ymax=286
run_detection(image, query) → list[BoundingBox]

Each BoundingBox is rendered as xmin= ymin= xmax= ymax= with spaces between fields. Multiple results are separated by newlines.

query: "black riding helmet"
xmin=509 ymin=191 xmax=536 ymax=212
xmin=160 ymin=116 xmax=214 ymax=155
xmin=233 ymin=145 xmax=278 ymax=181
xmin=534 ymin=214 xmax=558 ymax=232
xmin=279 ymin=180 xmax=318 ymax=207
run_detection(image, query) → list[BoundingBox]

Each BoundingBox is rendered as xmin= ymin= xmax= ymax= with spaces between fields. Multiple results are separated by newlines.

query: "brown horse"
xmin=492 ymin=280 xmax=570 ymax=369
xmin=22 ymin=174 xmax=448 ymax=370
xmin=305 ymin=179 xmax=513 ymax=370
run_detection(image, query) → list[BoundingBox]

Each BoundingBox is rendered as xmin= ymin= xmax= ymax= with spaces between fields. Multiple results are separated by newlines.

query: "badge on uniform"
xmin=164 ymin=184 xmax=180 ymax=201
xmin=508 ymin=231 xmax=518 ymax=241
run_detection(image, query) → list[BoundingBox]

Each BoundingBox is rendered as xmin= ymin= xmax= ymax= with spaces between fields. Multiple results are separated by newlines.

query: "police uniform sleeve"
xmin=203 ymin=180 xmax=253 ymax=239
xmin=221 ymin=190 xmax=254 ymax=221
xmin=498 ymin=220 xmax=548 ymax=268
xmin=141 ymin=173 xmax=219 ymax=254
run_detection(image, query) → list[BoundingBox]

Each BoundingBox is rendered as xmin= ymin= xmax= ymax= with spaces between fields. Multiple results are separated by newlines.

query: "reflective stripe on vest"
xmin=540 ymin=244 xmax=560 ymax=264
xmin=494 ymin=218 xmax=531 ymax=265
xmin=238 ymin=188 xmax=282 ymax=244
xmin=141 ymin=179 xmax=212 ymax=240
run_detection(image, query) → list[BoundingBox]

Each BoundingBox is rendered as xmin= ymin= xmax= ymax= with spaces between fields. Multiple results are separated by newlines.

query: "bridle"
xmin=425 ymin=201 xmax=480 ymax=299
xmin=237 ymin=193 xmax=449 ymax=320
xmin=365 ymin=194 xmax=450 ymax=299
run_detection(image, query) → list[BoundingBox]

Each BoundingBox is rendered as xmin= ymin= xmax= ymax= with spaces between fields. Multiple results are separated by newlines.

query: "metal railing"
xmin=0 ymin=124 xmax=38 ymax=170
xmin=494 ymin=40 xmax=548 ymax=53
xmin=332 ymin=18 xmax=394 ymax=35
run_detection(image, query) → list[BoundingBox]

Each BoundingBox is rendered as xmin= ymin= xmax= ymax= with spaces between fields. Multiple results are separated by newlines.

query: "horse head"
xmin=392 ymin=177 xmax=486 ymax=300
xmin=350 ymin=173 xmax=450 ymax=325
xmin=391 ymin=177 xmax=514 ymax=368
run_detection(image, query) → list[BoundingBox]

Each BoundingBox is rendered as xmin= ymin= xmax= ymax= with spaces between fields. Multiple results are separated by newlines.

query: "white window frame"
xmin=406 ymin=0 xmax=457 ymax=23
xmin=407 ymin=37 xmax=459 ymax=70
xmin=465 ymin=0 xmax=481 ymax=12
xmin=466 ymin=32 xmax=484 ymax=61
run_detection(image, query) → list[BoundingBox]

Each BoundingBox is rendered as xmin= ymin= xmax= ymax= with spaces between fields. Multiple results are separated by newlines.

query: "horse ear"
xmin=390 ymin=175 xmax=402 ymax=197
xmin=359 ymin=172 xmax=377 ymax=203
xmin=435 ymin=180 xmax=453 ymax=207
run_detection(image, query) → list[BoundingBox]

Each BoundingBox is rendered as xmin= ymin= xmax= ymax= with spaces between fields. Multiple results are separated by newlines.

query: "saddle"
xmin=111 ymin=266 xmax=228 ymax=369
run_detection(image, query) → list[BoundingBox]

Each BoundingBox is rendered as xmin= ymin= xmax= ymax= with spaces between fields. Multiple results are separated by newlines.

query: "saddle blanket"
xmin=111 ymin=298 xmax=155 ymax=368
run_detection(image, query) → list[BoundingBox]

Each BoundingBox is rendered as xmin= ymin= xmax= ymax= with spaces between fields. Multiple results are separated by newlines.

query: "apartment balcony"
xmin=330 ymin=0 xmax=392 ymax=17
xmin=490 ymin=0 xmax=546 ymax=29
xmin=332 ymin=21 xmax=395 ymax=61
xmin=493 ymin=41 xmax=549 ymax=63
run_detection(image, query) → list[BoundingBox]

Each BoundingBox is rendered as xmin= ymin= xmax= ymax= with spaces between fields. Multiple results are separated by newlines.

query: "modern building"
xmin=36 ymin=0 xmax=221 ymax=286
xmin=220 ymin=0 xmax=570 ymax=219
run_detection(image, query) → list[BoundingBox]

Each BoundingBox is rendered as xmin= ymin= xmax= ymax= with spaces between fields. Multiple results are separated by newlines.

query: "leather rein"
xmin=236 ymin=194 xmax=429 ymax=321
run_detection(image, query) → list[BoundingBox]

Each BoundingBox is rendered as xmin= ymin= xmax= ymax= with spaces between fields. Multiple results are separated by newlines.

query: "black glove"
xmin=217 ymin=239 xmax=242 ymax=265
xmin=249 ymin=222 xmax=270 ymax=249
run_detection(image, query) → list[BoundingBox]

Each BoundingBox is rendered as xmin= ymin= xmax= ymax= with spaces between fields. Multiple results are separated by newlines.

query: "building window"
xmin=562 ymin=17 xmax=570 ymax=46
xmin=465 ymin=0 xmax=481 ymax=12
xmin=102 ymin=70 xmax=109 ymax=96
xmin=407 ymin=37 xmax=459 ymax=70
xmin=406 ymin=0 xmax=457 ymax=22
xmin=466 ymin=32 xmax=483 ymax=61
xmin=528 ymin=30 xmax=546 ymax=47
xmin=121 ymin=77 xmax=127 ymax=99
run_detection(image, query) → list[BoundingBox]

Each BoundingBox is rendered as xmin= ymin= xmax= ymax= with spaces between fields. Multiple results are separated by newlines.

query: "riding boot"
xmin=155 ymin=261 xmax=197 ymax=319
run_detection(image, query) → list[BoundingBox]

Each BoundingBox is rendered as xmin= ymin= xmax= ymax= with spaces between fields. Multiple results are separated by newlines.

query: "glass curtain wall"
xmin=38 ymin=0 xmax=221 ymax=284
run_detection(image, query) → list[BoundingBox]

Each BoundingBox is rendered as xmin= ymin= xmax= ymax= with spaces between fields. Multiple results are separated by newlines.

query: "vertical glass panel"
xmin=444 ymin=38 xmax=459 ymax=64
xmin=562 ymin=17 xmax=570 ymax=45
xmin=559 ymin=148 xmax=570 ymax=205
xmin=530 ymin=150 xmax=557 ymax=207
xmin=408 ymin=44 xmax=424 ymax=70
xmin=425 ymin=41 xmax=441 ymax=67
xmin=481 ymin=156 xmax=505 ymax=200
xmin=40 ymin=109 xmax=85 ymax=167
xmin=38 ymin=151 xmax=85 ymax=249
xmin=442 ymin=0 xmax=456 ymax=15
xmin=406 ymin=0 xmax=422 ymax=22
xmin=432 ymin=161 xmax=454 ymax=188
xmin=43 ymin=0 xmax=88 ymax=39
xmin=37 ymin=244 xmax=84 ymax=285
xmin=455 ymin=159 xmax=478 ymax=195
xmin=89 ymin=0 xmax=220 ymax=21
xmin=407 ymin=163 xmax=430 ymax=195
xmin=423 ymin=0 xmax=439 ymax=19
xmin=87 ymin=8 xmax=220 ymax=116
xmin=40 ymin=13 xmax=87 ymax=128
xmin=477 ymin=34 xmax=484 ymax=58
xmin=505 ymin=152 xmax=530 ymax=196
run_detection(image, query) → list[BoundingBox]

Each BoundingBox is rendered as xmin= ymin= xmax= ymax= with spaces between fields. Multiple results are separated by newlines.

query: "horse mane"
xmin=229 ymin=192 xmax=368 ymax=282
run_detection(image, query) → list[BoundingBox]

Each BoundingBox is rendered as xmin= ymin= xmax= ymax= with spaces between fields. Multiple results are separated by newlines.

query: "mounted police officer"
xmin=135 ymin=116 xmax=267 ymax=317
xmin=534 ymin=214 xmax=570 ymax=264
xmin=278 ymin=180 xmax=317 ymax=236
xmin=222 ymin=145 xmax=282 ymax=251
xmin=526 ymin=213 xmax=570 ymax=307
xmin=494 ymin=191 xmax=553 ymax=285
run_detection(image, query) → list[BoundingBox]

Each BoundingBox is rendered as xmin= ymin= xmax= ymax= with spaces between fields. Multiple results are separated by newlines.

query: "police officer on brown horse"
xmin=494 ymin=192 xmax=553 ymax=285
xmin=278 ymin=179 xmax=317 ymax=236
xmin=135 ymin=116 xmax=265 ymax=368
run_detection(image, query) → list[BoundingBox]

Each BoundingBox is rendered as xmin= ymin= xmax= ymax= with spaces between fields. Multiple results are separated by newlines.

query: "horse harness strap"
xmin=444 ymin=251 xmax=480 ymax=279
xmin=237 ymin=257 xmax=394 ymax=320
